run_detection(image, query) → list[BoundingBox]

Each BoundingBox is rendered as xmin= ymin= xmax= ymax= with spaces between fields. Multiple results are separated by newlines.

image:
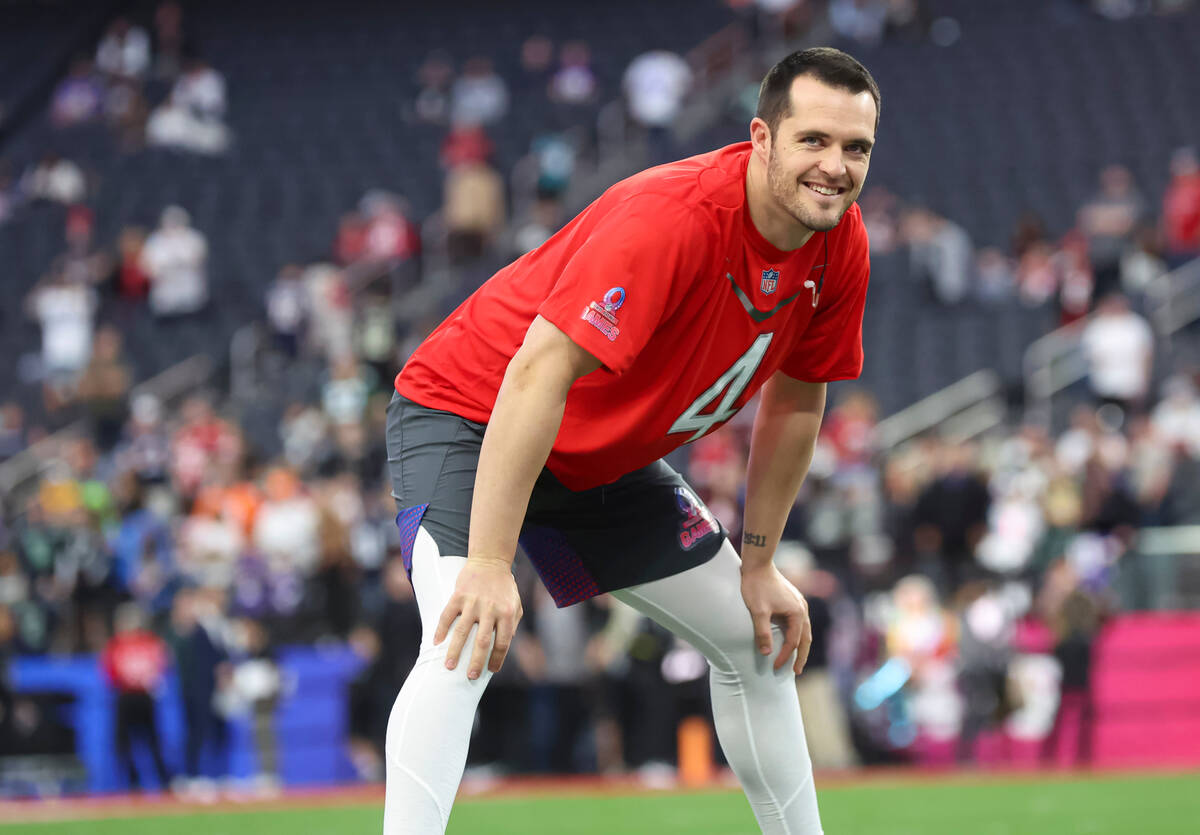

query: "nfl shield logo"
xmin=760 ymin=269 xmax=780 ymax=295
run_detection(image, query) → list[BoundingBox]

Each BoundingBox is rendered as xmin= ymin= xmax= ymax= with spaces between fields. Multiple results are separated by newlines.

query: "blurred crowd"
xmin=4 ymin=303 xmax=1199 ymax=784
xmin=3 ymin=0 xmax=1200 ymax=796
xmin=859 ymin=150 xmax=1200 ymax=317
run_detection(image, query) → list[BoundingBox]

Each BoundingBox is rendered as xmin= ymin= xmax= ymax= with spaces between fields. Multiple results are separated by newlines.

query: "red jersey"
xmin=397 ymin=143 xmax=870 ymax=490
xmin=102 ymin=630 xmax=168 ymax=693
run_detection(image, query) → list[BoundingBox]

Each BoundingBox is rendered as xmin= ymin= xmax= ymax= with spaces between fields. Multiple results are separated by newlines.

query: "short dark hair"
xmin=755 ymin=47 xmax=880 ymax=136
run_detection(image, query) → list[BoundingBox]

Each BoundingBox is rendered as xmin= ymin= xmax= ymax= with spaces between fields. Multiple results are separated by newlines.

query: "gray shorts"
xmin=386 ymin=394 xmax=727 ymax=607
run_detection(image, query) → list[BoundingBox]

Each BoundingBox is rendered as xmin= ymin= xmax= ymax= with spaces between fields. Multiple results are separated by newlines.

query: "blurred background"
xmin=1 ymin=0 xmax=1199 ymax=806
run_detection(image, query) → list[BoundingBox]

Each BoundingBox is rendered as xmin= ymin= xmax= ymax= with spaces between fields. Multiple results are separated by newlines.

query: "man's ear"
xmin=750 ymin=117 xmax=772 ymax=163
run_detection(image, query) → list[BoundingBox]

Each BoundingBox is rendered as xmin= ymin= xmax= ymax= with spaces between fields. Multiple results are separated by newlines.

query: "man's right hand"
xmin=434 ymin=556 xmax=523 ymax=680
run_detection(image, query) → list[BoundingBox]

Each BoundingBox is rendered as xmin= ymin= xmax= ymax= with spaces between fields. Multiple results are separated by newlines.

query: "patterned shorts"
xmin=386 ymin=394 xmax=727 ymax=607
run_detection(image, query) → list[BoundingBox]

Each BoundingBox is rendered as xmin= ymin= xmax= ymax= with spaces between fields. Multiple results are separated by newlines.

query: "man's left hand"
xmin=740 ymin=563 xmax=812 ymax=675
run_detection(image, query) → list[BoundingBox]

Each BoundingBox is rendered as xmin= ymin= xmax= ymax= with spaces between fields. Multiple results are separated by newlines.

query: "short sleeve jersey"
xmin=396 ymin=142 xmax=870 ymax=491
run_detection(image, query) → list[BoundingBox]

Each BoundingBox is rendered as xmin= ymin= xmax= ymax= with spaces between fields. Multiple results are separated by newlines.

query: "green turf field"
xmin=4 ymin=772 xmax=1197 ymax=834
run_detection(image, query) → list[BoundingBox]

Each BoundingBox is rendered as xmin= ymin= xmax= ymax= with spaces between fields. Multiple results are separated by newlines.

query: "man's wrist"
xmin=739 ymin=530 xmax=775 ymax=574
xmin=465 ymin=553 xmax=515 ymax=570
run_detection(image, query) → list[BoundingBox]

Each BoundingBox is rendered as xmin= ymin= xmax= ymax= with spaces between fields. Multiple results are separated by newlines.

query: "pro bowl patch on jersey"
xmin=581 ymin=288 xmax=623 ymax=341
xmin=675 ymin=487 xmax=720 ymax=551
xmin=761 ymin=268 xmax=779 ymax=295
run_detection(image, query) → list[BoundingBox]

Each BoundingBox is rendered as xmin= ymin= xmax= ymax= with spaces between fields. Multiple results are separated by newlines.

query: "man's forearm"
xmin=740 ymin=377 xmax=825 ymax=571
xmin=467 ymin=316 xmax=601 ymax=565
xmin=468 ymin=354 xmax=572 ymax=566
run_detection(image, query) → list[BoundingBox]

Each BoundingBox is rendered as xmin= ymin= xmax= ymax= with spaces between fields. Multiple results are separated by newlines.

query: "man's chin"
xmin=796 ymin=206 xmax=847 ymax=232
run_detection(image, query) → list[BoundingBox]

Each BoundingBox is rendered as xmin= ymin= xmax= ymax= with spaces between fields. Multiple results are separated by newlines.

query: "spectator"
xmin=170 ymin=396 xmax=243 ymax=498
xmin=50 ymin=58 xmax=103 ymax=127
xmin=116 ymin=393 xmax=172 ymax=487
xmin=443 ymin=156 xmax=506 ymax=263
xmin=347 ymin=556 xmax=422 ymax=779
xmin=322 ymin=359 xmax=370 ymax=430
xmin=830 ymin=0 xmax=889 ymax=47
xmin=549 ymin=41 xmax=597 ymax=106
xmin=777 ymin=543 xmax=858 ymax=770
xmin=147 ymin=57 xmax=230 ymax=155
xmin=115 ymin=226 xmax=151 ymax=301
xmin=1078 ymin=165 xmax=1146 ymax=299
xmin=25 ymin=270 xmax=97 ymax=406
xmin=530 ymin=132 xmax=576 ymax=199
xmin=519 ymin=34 xmax=555 ymax=85
xmin=223 ymin=618 xmax=283 ymax=795
xmin=1162 ymin=146 xmax=1200 ymax=265
xmin=901 ymin=207 xmax=973 ymax=306
xmin=954 ymin=582 xmax=1015 ymax=763
xmin=0 ymin=160 xmax=17 ymax=224
xmin=101 ymin=603 xmax=172 ymax=791
xmin=450 ymin=57 xmax=509 ymax=126
xmin=141 ymin=206 xmax=208 ymax=317
xmin=976 ymin=248 xmax=1016 ymax=304
xmin=913 ymin=441 xmax=990 ymax=590
xmin=75 ymin=325 xmax=132 ymax=452
xmin=413 ymin=51 xmax=454 ymax=125
xmin=1152 ymin=374 xmax=1200 ymax=458
xmin=0 ymin=402 xmax=26 ymax=461
xmin=512 ymin=195 xmax=563 ymax=257
xmin=1042 ymin=588 xmax=1101 ymax=767
xmin=22 ymin=153 xmax=86 ymax=206
xmin=359 ymin=191 xmax=420 ymax=270
xmin=168 ymin=586 xmax=231 ymax=798
xmin=252 ymin=467 xmax=320 ymax=578
xmin=95 ymin=18 xmax=151 ymax=82
xmin=303 ymin=264 xmax=354 ymax=362
xmin=266 ymin=265 xmax=308 ymax=358
xmin=334 ymin=211 xmax=369 ymax=266
xmin=440 ymin=123 xmax=494 ymax=169
xmin=623 ymin=50 xmax=692 ymax=164
xmin=152 ymin=1 xmax=187 ymax=80
xmin=1120 ymin=225 xmax=1167 ymax=295
xmin=885 ymin=575 xmax=960 ymax=745
xmin=103 ymin=79 xmax=150 ymax=153
xmin=1080 ymin=293 xmax=1154 ymax=416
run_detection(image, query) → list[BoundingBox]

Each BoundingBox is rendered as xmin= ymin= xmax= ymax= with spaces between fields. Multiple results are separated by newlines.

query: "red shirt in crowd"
xmin=397 ymin=143 xmax=870 ymax=490
xmin=101 ymin=629 xmax=168 ymax=694
xmin=1164 ymin=172 xmax=1200 ymax=256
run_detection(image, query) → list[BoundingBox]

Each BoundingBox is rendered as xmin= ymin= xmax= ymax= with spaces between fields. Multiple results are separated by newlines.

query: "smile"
xmin=804 ymin=183 xmax=844 ymax=196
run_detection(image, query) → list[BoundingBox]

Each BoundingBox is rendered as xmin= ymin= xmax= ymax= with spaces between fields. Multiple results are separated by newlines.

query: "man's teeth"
xmin=806 ymin=184 xmax=840 ymax=196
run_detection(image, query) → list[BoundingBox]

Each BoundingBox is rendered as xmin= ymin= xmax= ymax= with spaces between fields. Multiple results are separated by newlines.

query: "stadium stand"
xmin=2 ymin=0 xmax=1200 ymax=799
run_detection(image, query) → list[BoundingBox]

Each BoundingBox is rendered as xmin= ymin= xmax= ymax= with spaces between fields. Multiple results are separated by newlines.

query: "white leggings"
xmin=383 ymin=530 xmax=823 ymax=834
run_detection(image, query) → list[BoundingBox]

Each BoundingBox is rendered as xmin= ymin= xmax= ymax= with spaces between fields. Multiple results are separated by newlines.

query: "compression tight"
xmin=382 ymin=533 xmax=823 ymax=834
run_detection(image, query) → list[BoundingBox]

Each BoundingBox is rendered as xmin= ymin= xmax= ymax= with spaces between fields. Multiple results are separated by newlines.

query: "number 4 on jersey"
xmin=668 ymin=333 xmax=774 ymax=442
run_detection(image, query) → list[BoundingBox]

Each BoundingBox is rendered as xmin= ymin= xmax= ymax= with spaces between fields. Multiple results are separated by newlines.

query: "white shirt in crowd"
xmin=96 ymin=25 xmax=151 ymax=79
xmin=33 ymin=283 xmax=96 ymax=374
xmin=140 ymin=209 xmax=209 ymax=315
xmin=1080 ymin=310 xmax=1154 ymax=401
xmin=623 ymin=50 xmax=692 ymax=128
xmin=24 ymin=158 xmax=86 ymax=205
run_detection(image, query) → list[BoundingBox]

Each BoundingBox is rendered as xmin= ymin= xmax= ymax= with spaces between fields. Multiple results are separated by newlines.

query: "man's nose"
xmin=818 ymin=146 xmax=846 ymax=179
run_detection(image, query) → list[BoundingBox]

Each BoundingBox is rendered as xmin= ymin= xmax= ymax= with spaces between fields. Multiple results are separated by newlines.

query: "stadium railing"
xmin=873 ymin=368 xmax=1006 ymax=450
xmin=1023 ymin=256 xmax=1200 ymax=430
xmin=0 ymin=353 xmax=214 ymax=513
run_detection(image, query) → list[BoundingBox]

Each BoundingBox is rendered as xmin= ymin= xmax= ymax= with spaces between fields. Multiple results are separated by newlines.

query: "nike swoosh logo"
xmin=725 ymin=273 xmax=802 ymax=322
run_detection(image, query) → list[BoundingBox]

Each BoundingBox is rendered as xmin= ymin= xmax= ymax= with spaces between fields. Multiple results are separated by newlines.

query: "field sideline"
xmin=1 ymin=769 xmax=1197 ymax=834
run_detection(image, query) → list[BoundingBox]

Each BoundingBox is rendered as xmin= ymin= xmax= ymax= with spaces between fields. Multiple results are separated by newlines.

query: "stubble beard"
xmin=767 ymin=148 xmax=854 ymax=233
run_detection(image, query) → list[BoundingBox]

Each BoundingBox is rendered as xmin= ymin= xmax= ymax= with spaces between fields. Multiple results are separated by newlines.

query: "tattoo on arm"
xmin=742 ymin=532 xmax=767 ymax=548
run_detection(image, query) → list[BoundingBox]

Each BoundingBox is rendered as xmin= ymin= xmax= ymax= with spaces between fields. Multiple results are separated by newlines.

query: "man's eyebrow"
xmin=795 ymin=129 xmax=873 ymax=150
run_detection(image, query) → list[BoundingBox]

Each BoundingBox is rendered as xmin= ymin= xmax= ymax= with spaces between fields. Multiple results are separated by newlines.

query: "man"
xmin=101 ymin=603 xmax=172 ymax=790
xmin=385 ymin=47 xmax=878 ymax=834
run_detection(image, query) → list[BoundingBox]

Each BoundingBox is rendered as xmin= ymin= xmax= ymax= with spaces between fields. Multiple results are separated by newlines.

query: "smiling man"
xmin=384 ymin=48 xmax=878 ymax=834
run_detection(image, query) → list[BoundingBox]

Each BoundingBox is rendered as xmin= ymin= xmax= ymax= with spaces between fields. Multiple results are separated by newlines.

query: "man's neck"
xmin=745 ymin=156 xmax=814 ymax=253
